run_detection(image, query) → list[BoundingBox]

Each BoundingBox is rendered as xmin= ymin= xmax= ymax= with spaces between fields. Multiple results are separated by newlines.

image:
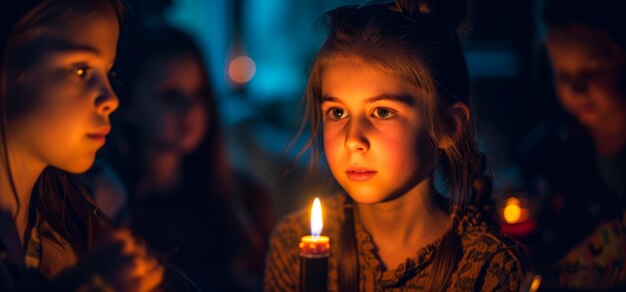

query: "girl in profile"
xmin=0 ymin=1 xmax=163 ymax=290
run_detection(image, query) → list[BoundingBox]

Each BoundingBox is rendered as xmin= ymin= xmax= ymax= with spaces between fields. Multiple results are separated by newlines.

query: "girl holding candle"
xmin=265 ymin=0 xmax=529 ymax=290
xmin=0 ymin=0 xmax=163 ymax=290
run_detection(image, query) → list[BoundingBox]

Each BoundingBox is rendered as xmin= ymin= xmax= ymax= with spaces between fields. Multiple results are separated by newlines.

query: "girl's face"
xmin=7 ymin=3 xmax=120 ymax=173
xmin=130 ymin=54 xmax=208 ymax=154
xmin=321 ymin=56 xmax=432 ymax=204
xmin=547 ymin=23 xmax=626 ymax=128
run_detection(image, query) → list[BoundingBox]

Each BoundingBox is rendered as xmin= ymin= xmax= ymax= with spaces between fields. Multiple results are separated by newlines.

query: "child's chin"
xmin=61 ymin=158 xmax=95 ymax=174
xmin=347 ymin=188 xmax=387 ymax=205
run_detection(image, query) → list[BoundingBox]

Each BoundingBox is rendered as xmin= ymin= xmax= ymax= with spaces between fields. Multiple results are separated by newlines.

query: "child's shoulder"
xmin=454 ymin=208 xmax=530 ymax=290
xmin=461 ymin=223 xmax=525 ymax=260
xmin=456 ymin=206 xmax=524 ymax=253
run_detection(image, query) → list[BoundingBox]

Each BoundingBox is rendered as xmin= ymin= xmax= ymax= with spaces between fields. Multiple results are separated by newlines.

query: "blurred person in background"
xmin=519 ymin=0 xmax=625 ymax=288
xmin=101 ymin=23 xmax=273 ymax=291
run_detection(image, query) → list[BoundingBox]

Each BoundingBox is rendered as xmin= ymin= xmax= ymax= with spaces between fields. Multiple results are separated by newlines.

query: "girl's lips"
xmin=346 ymin=170 xmax=377 ymax=182
xmin=87 ymin=125 xmax=111 ymax=136
xmin=86 ymin=126 xmax=110 ymax=144
xmin=86 ymin=134 xmax=107 ymax=144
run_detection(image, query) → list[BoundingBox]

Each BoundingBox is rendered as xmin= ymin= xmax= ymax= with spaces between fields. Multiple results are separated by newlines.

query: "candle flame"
xmin=311 ymin=197 xmax=323 ymax=237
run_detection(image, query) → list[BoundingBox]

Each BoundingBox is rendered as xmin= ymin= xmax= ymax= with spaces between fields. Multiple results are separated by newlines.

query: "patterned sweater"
xmin=265 ymin=195 xmax=530 ymax=291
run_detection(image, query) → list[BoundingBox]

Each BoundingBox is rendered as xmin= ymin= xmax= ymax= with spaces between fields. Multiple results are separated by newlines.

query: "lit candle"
xmin=299 ymin=197 xmax=329 ymax=292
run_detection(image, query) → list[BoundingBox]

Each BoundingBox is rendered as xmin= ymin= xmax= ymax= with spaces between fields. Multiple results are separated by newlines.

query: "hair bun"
xmin=395 ymin=0 xmax=468 ymax=29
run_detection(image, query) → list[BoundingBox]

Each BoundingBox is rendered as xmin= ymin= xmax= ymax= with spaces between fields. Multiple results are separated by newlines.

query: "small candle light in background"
xmin=503 ymin=197 xmax=523 ymax=224
xmin=299 ymin=197 xmax=329 ymax=292
xmin=499 ymin=194 xmax=537 ymax=238
xmin=529 ymin=275 xmax=542 ymax=292
xmin=521 ymin=273 xmax=542 ymax=292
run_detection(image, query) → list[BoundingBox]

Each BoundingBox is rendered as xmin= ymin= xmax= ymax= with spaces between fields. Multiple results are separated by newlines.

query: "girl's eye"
xmin=73 ymin=66 xmax=91 ymax=79
xmin=373 ymin=107 xmax=395 ymax=119
xmin=326 ymin=107 xmax=348 ymax=120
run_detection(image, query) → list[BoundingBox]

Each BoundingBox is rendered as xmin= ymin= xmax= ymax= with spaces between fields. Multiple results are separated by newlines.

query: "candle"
xmin=299 ymin=197 xmax=329 ymax=292
xmin=300 ymin=198 xmax=330 ymax=255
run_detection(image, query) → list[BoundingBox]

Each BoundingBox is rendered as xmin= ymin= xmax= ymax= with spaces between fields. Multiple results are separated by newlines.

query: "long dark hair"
xmin=297 ymin=0 xmax=490 ymax=290
xmin=0 ymin=0 xmax=127 ymax=255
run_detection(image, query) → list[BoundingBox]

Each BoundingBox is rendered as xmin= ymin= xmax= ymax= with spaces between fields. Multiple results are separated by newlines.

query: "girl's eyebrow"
xmin=52 ymin=43 xmax=102 ymax=56
xmin=321 ymin=94 xmax=414 ymax=106
xmin=31 ymin=37 xmax=103 ymax=57
xmin=321 ymin=95 xmax=342 ymax=103
xmin=49 ymin=39 xmax=118 ymax=65
xmin=365 ymin=94 xmax=415 ymax=106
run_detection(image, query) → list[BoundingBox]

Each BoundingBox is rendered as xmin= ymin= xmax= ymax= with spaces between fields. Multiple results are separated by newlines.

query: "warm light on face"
xmin=321 ymin=56 xmax=428 ymax=205
xmin=9 ymin=5 xmax=120 ymax=174
xmin=311 ymin=197 xmax=323 ymax=237
xmin=503 ymin=197 xmax=522 ymax=224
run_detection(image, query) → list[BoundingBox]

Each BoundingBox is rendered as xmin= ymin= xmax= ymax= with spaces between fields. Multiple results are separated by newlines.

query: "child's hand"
xmin=80 ymin=229 xmax=164 ymax=291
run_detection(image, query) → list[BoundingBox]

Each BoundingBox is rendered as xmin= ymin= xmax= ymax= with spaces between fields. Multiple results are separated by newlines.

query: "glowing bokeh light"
xmin=228 ymin=55 xmax=256 ymax=84
xmin=529 ymin=275 xmax=541 ymax=292
xmin=503 ymin=197 xmax=522 ymax=224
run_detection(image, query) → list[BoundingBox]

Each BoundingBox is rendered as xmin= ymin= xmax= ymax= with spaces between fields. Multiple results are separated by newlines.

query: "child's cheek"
xmin=323 ymin=123 xmax=346 ymax=163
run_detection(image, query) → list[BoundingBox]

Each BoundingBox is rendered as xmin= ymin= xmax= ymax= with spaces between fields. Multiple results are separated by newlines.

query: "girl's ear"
xmin=437 ymin=102 xmax=470 ymax=149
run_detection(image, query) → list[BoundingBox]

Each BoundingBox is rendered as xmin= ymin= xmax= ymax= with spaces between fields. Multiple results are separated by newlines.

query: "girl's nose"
xmin=95 ymin=78 xmax=119 ymax=116
xmin=345 ymin=118 xmax=370 ymax=153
